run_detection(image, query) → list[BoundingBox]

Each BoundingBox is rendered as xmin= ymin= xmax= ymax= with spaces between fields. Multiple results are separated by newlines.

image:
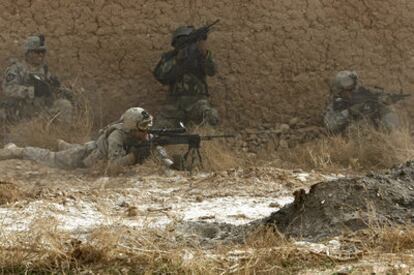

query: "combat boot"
xmin=0 ymin=143 xmax=23 ymax=160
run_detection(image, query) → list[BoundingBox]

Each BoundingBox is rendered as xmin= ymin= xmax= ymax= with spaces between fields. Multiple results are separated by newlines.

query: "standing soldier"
xmin=0 ymin=107 xmax=174 ymax=171
xmin=1 ymin=35 xmax=73 ymax=123
xmin=153 ymin=24 xmax=219 ymax=128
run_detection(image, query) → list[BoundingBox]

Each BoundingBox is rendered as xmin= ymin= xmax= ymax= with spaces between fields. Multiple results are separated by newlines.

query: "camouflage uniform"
xmin=0 ymin=36 xmax=73 ymax=123
xmin=153 ymin=27 xmax=219 ymax=128
xmin=0 ymin=108 xmax=173 ymax=170
xmin=324 ymin=71 xmax=399 ymax=133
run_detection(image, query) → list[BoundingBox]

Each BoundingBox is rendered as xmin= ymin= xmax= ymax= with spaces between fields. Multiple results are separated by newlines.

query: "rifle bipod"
xmin=183 ymin=147 xmax=203 ymax=172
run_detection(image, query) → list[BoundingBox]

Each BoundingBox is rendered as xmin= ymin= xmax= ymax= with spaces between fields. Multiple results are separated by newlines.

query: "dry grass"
xmin=4 ymin=220 xmax=414 ymax=274
xmin=0 ymin=181 xmax=32 ymax=205
xmin=284 ymin=121 xmax=414 ymax=171
xmin=6 ymin=85 xmax=93 ymax=150
xmin=0 ymin=224 xmax=335 ymax=274
xmin=359 ymin=225 xmax=414 ymax=253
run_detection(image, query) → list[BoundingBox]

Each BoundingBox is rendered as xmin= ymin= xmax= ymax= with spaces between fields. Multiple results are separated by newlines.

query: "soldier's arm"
xmin=153 ymin=52 xmax=186 ymax=85
xmin=202 ymin=50 xmax=217 ymax=77
xmin=2 ymin=65 xmax=34 ymax=99
xmin=106 ymin=131 xmax=136 ymax=167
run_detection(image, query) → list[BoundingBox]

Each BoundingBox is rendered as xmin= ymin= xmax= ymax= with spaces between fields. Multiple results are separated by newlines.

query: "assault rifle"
xmin=333 ymin=86 xmax=411 ymax=112
xmin=30 ymin=73 xmax=73 ymax=101
xmin=128 ymin=127 xmax=235 ymax=171
xmin=174 ymin=19 xmax=220 ymax=50
xmin=350 ymin=86 xmax=411 ymax=106
xmin=30 ymin=74 xmax=53 ymax=98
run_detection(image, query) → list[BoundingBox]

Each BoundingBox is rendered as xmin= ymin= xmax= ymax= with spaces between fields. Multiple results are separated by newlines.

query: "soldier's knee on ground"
xmin=190 ymin=99 xmax=219 ymax=126
xmin=381 ymin=111 xmax=400 ymax=131
xmin=204 ymin=107 xmax=219 ymax=125
xmin=324 ymin=107 xmax=350 ymax=133
xmin=51 ymin=99 xmax=73 ymax=124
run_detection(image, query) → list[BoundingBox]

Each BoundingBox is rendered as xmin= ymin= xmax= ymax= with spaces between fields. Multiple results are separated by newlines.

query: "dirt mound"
xmin=262 ymin=161 xmax=414 ymax=240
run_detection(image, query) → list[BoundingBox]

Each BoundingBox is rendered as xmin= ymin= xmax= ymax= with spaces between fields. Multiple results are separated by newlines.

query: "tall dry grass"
xmin=284 ymin=120 xmax=414 ymax=171
xmin=5 ymin=222 xmax=414 ymax=274
xmin=6 ymin=86 xmax=93 ymax=150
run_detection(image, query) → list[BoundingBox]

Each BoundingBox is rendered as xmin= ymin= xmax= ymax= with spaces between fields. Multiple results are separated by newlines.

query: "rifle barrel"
xmin=148 ymin=128 xmax=186 ymax=135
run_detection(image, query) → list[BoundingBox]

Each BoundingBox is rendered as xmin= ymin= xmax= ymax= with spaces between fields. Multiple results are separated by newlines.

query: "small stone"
xmin=335 ymin=266 xmax=352 ymax=275
xmin=195 ymin=196 xmax=203 ymax=202
xmin=119 ymin=201 xmax=129 ymax=208
xmin=127 ymin=206 xmax=138 ymax=217
xmin=279 ymin=124 xmax=290 ymax=133
xmin=262 ymin=123 xmax=271 ymax=129
xmin=246 ymin=128 xmax=257 ymax=134
xmin=289 ymin=117 xmax=299 ymax=127
xmin=269 ymin=202 xmax=281 ymax=208
xmin=279 ymin=139 xmax=289 ymax=149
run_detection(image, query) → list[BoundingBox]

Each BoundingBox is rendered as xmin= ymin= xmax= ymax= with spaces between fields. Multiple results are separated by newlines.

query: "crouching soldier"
xmin=0 ymin=107 xmax=174 ymax=171
xmin=1 ymin=35 xmax=73 ymax=123
xmin=324 ymin=70 xmax=401 ymax=133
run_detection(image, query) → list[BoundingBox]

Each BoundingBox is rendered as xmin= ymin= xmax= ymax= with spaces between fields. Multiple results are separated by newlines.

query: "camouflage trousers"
xmin=154 ymin=96 xmax=219 ymax=128
xmin=0 ymin=98 xmax=73 ymax=124
xmin=324 ymin=103 xmax=400 ymax=133
xmin=21 ymin=141 xmax=99 ymax=170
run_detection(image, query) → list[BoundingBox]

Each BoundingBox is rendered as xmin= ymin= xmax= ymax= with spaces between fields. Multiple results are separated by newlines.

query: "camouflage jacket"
xmin=330 ymin=85 xmax=399 ymax=122
xmin=94 ymin=123 xmax=149 ymax=167
xmin=1 ymin=59 xmax=57 ymax=100
xmin=153 ymin=47 xmax=217 ymax=96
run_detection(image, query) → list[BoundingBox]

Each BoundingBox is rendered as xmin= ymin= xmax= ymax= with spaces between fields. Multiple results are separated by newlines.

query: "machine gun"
xmin=173 ymin=19 xmax=220 ymax=50
xmin=128 ymin=127 xmax=235 ymax=171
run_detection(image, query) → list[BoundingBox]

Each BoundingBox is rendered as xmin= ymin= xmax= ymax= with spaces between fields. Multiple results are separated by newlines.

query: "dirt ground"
xmin=2 ymin=157 xmax=414 ymax=273
xmin=0 ymin=160 xmax=333 ymax=237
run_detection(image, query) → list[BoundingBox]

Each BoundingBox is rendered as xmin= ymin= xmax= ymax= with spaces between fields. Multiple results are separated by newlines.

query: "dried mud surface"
xmin=1 ymin=0 xmax=414 ymax=127
xmin=263 ymin=161 xmax=414 ymax=240
xmin=0 ymin=159 xmax=335 ymax=239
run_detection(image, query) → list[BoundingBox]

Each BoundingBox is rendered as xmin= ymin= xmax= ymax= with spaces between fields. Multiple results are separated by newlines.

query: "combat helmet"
xmin=332 ymin=70 xmax=358 ymax=92
xmin=121 ymin=107 xmax=153 ymax=132
xmin=171 ymin=26 xmax=193 ymax=47
xmin=24 ymin=35 xmax=47 ymax=53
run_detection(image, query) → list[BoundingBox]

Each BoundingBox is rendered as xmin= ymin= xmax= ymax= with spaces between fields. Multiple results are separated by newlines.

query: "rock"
xmin=127 ymin=206 xmax=138 ymax=217
xmin=195 ymin=195 xmax=203 ymax=202
xmin=289 ymin=117 xmax=299 ymax=127
xmin=279 ymin=139 xmax=289 ymax=149
xmin=262 ymin=123 xmax=271 ymax=129
xmin=269 ymin=202 xmax=281 ymax=208
xmin=245 ymin=128 xmax=257 ymax=134
xmin=279 ymin=124 xmax=290 ymax=133
xmin=335 ymin=266 xmax=353 ymax=275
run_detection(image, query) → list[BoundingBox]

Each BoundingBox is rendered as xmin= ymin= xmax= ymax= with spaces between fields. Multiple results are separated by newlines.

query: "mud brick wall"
xmin=1 ymin=0 xmax=414 ymax=129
